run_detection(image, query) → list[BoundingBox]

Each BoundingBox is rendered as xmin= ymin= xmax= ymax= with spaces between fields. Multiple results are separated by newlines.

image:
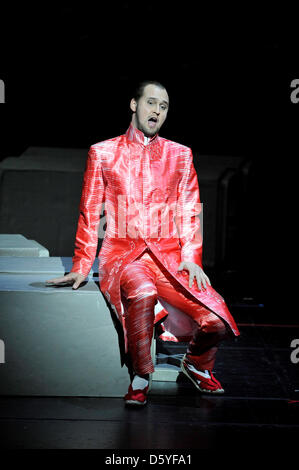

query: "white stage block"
xmin=0 ymin=262 xmax=130 ymax=397
xmin=0 ymin=234 xmax=49 ymax=257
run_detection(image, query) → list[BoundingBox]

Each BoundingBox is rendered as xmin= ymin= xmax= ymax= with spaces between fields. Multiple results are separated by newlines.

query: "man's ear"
xmin=130 ymin=98 xmax=137 ymax=112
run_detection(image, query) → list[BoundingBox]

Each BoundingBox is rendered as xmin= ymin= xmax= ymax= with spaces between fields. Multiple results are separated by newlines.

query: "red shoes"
xmin=181 ymin=354 xmax=224 ymax=394
xmin=124 ymin=356 xmax=224 ymax=405
xmin=124 ymin=384 xmax=149 ymax=406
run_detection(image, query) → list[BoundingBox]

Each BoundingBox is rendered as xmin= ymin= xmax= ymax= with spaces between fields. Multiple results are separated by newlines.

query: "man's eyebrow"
xmin=147 ymin=96 xmax=169 ymax=105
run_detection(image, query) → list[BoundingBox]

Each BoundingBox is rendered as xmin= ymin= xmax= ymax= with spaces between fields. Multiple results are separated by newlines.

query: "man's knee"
xmin=125 ymin=284 xmax=158 ymax=303
xmin=120 ymin=262 xmax=157 ymax=302
xmin=200 ymin=312 xmax=228 ymax=336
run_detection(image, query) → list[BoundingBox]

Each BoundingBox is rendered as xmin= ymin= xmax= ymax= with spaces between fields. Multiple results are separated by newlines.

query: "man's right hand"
xmin=45 ymin=272 xmax=86 ymax=290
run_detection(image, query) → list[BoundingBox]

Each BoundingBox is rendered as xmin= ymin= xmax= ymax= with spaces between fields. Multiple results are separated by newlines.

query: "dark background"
xmin=0 ymin=3 xmax=296 ymax=319
xmin=0 ymin=3 xmax=295 ymax=155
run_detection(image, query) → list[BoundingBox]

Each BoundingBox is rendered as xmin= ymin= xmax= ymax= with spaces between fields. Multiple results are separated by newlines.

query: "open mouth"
xmin=148 ymin=116 xmax=158 ymax=128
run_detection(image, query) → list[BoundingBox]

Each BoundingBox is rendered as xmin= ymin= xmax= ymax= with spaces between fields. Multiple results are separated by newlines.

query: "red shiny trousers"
xmin=120 ymin=249 xmax=229 ymax=375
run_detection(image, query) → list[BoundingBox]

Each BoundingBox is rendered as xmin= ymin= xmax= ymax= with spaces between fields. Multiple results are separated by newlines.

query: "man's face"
xmin=130 ymin=84 xmax=169 ymax=137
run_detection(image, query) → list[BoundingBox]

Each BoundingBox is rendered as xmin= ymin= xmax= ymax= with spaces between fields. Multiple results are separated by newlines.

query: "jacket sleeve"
xmin=70 ymin=146 xmax=105 ymax=277
xmin=175 ymin=148 xmax=203 ymax=268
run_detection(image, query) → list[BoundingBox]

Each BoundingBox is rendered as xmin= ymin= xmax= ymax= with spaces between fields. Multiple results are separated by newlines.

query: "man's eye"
xmin=148 ymin=100 xmax=153 ymax=104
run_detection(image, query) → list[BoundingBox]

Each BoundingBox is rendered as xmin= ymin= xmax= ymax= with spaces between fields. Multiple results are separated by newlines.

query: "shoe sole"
xmin=125 ymin=399 xmax=147 ymax=406
xmin=181 ymin=356 xmax=224 ymax=394
xmin=124 ymin=374 xmax=152 ymax=407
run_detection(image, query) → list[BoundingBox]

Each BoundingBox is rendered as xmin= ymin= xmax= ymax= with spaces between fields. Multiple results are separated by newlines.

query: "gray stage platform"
xmin=0 ymin=236 xmax=178 ymax=397
xmin=0 ymin=234 xmax=49 ymax=257
xmin=0 ymin=254 xmax=130 ymax=397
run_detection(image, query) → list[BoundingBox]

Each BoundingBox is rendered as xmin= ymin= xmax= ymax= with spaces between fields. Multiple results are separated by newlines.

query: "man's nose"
xmin=154 ymin=104 xmax=160 ymax=114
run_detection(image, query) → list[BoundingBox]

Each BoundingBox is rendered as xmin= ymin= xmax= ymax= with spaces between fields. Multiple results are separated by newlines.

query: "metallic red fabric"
xmin=71 ymin=124 xmax=240 ymax=355
xmin=121 ymin=249 xmax=229 ymax=374
xmin=121 ymin=253 xmax=157 ymax=374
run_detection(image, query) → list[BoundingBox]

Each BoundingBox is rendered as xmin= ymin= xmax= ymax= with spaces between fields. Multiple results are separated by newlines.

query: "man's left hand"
xmin=178 ymin=261 xmax=211 ymax=290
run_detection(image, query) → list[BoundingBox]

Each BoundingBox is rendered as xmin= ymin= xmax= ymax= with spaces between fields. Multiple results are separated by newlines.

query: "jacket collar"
xmin=125 ymin=123 xmax=159 ymax=147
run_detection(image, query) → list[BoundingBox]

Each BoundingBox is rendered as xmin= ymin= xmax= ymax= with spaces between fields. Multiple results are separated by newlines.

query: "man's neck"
xmin=143 ymin=135 xmax=150 ymax=146
xmin=126 ymin=122 xmax=158 ymax=146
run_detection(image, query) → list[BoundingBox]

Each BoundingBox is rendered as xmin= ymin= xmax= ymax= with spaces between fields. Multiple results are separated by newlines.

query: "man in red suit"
xmin=46 ymin=80 xmax=240 ymax=406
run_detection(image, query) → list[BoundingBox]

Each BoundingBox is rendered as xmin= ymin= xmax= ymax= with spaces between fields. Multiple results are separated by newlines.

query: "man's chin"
xmin=143 ymin=126 xmax=160 ymax=138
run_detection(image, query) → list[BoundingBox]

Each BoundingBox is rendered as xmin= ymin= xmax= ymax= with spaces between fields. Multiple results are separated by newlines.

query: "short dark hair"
xmin=132 ymin=80 xmax=167 ymax=103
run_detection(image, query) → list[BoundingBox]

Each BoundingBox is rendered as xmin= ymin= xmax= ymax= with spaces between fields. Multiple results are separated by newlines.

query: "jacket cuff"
xmin=181 ymin=253 xmax=203 ymax=268
xmin=70 ymin=263 xmax=89 ymax=278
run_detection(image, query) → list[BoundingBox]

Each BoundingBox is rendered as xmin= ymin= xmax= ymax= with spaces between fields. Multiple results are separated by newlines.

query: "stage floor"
xmin=0 ymin=321 xmax=298 ymax=450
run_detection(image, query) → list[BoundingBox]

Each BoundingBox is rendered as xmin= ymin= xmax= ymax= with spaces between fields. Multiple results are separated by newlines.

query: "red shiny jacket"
xmin=71 ymin=124 xmax=240 ymax=351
